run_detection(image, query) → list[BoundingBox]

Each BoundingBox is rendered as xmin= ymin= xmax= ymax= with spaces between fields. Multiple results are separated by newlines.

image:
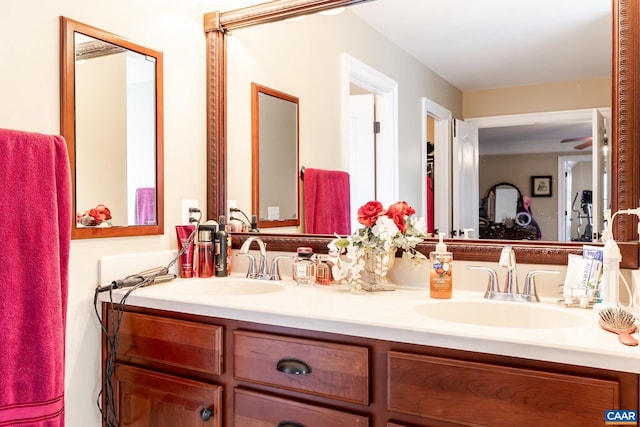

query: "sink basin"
xmin=169 ymin=279 xmax=285 ymax=296
xmin=415 ymin=300 xmax=590 ymax=329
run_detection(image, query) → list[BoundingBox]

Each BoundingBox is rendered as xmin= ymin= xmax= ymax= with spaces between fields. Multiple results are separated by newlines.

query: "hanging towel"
xmin=135 ymin=187 xmax=156 ymax=225
xmin=0 ymin=128 xmax=71 ymax=427
xmin=303 ymin=168 xmax=351 ymax=235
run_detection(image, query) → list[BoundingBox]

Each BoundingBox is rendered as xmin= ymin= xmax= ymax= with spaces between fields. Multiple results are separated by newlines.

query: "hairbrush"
xmin=598 ymin=307 xmax=638 ymax=346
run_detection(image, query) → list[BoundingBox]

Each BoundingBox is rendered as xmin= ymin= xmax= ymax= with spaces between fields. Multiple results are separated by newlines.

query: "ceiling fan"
xmin=561 ymin=135 xmax=592 ymax=150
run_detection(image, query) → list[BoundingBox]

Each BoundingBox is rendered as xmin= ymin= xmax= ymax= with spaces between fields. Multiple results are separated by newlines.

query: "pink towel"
xmin=135 ymin=187 xmax=156 ymax=225
xmin=0 ymin=128 xmax=71 ymax=426
xmin=303 ymin=168 xmax=351 ymax=235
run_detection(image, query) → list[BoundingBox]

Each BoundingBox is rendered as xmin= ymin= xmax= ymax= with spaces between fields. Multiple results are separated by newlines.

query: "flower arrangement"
xmin=77 ymin=204 xmax=112 ymax=226
xmin=329 ymin=201 xmax=427 ymax=290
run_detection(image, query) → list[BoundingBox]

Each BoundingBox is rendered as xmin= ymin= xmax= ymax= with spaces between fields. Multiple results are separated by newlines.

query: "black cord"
xmin=93 ymin=224 xmax=198 ymax=426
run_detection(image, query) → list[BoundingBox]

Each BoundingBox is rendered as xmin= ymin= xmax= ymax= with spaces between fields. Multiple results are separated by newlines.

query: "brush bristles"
xmin=599 ymin=307 xmax=636 ymax=329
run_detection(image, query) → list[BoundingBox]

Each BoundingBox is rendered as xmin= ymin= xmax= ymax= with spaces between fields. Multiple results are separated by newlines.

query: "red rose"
xmin=357 ymin=201 xmax=386 ymax=227
xmin=96 ymin=204 xmax=112 ymax=220
xmin=386 ymin=201 xmax=415 ymax=233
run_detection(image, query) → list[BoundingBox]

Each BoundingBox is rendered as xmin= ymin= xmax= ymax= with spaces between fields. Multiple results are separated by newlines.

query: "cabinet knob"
xmin=276 ymin=358 xmax=312 ymax=375
xmin=200 ymin=407 xmax=213 ymax=421
xmin=278 ymin=422 xmax=305 ymax=427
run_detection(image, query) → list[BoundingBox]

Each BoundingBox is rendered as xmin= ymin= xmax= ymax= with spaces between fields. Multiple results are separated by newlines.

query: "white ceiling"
xmin=348 ymin=0 xmax=612 ymax=154
xmin=349 ymin=0 xmax=611 ymax=92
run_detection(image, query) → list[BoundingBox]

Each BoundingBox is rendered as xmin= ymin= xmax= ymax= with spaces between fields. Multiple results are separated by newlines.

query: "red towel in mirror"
xmin=0 ymin=128 xmax=71 ymax=427
xmin=303 ymin=168 xmax=351 ymax=235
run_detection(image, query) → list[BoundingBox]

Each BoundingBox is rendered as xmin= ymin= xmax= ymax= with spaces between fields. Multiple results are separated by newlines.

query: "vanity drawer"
xmin=233 ymin=330 xmax=369 ymax=405
xmin=234 ymin=388 xmax=369 ymax=426
xmin=114 ymin=311 xmax=223 ymax=375
xmin=387 ymin=351 xmax=621 ymax=427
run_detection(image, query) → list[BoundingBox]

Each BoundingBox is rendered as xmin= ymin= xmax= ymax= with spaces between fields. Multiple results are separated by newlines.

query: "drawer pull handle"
xmin=200 ymin=407 xmax=213 ymax=421
xmin=276 ymin=358 xmax=312 ymax=375
xmin=278 ymin=422 xmax=305 ymax=427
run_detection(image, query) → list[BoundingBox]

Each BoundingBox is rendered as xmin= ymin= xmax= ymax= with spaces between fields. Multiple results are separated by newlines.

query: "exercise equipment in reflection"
xmin=571 ymin=190 xmax=593 ymax=242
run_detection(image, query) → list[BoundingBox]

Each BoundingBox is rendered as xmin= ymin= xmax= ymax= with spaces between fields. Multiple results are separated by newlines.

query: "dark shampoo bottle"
xmin=215 ymin=216 xmax=228 ymax=277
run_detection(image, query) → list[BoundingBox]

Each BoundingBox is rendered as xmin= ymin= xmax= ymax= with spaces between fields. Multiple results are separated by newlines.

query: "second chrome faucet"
xmin=467 ymin=245 xmax=559 ymax=302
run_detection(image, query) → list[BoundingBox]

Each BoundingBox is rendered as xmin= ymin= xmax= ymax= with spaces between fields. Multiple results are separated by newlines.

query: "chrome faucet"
xmin=238 ymin=236 xmax=269 ymax=279
xmin=498 ymin=245 xmax=518 ymax=294
xmin=466 ymin=245 xmax=559 ymax=302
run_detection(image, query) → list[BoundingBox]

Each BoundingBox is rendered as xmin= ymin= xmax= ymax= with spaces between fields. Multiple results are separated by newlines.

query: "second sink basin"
xmin=169 ymin=278 xmax=285 ymax=296
xmin=415 ymin=299 xmax=591 ymax=329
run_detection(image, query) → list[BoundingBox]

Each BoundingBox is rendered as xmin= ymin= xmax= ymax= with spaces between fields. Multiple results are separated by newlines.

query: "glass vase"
xmin=360 ymin=246 xmax=397 ymax=292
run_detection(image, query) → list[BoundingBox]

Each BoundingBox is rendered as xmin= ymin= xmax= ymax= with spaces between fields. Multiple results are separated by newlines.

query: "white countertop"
xmin=99 ymin=273 xmax=640 ymax=374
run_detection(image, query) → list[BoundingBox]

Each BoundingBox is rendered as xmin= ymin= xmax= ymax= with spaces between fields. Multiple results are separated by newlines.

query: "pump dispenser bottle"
xmin=430 ymin=233 xmax=453 ymax=299
xmin=594 ymin=236 xmax=621 ymax=310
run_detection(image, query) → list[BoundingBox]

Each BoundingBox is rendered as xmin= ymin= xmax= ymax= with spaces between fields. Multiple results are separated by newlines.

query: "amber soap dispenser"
xmin=429 ymin=233 xmax=453 ymax=298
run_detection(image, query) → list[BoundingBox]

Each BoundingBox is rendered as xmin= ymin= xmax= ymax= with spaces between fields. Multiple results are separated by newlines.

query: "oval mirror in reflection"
xmin=60 ymin=17 xmax=164 ymax=239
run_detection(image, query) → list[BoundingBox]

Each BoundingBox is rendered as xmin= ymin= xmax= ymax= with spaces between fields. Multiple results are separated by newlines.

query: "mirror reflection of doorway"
xmin=558 ymin=155 xmax=592 ymax=242
xmin=343 ymin=54 xmax=398 ymax=232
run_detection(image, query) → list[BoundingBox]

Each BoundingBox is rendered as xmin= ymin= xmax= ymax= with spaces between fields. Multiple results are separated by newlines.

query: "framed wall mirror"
xmin=204 ymin=0 xmax=639 ymax=268
xmin=251 ymin=83 xmax=300 ymax=228
xmin=60 ymin=17 xmax=164 ymax=239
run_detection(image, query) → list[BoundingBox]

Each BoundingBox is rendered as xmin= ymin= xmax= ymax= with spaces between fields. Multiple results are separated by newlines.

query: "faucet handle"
xmin=466 ymin=266 xmax=498 ymax=298
xmin=270 ymin=255 xmax=295 ymax=281
xmin=236 ymin=252 xmax=257 ymax=279
xmin=523 ymin=269 xmax=560 ymax=302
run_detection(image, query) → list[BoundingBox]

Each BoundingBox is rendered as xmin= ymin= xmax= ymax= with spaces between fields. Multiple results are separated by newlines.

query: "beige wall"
xmin=227 ymin=10 xmax=462 ymax=219
xmin=1 ymin=2 xmax=213 ymax=426
xmin=463 ymin=77 xmax=611 ymax=118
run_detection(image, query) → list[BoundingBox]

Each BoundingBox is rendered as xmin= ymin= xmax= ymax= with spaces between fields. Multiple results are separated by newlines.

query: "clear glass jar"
xmin=293 ymin=247 xmax=316 ymax=286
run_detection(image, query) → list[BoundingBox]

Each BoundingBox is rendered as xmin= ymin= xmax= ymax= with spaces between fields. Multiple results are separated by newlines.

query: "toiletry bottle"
xmin=430 ymin=233 xmax=453 ymax=299
xmin=215 ymin=216 xmax=229 ymax=277
xmin=293 ymin=247 xmax=316 ymax=286
xmin=197 ymin=226 xmax=214 ymax=278
xmin=226 ymin=223 xmax=233 ymax=276
xmin=315 ymin=254 xmax=333 ymax=285
xmin=594 ymin=237 xmax=621 ymax=310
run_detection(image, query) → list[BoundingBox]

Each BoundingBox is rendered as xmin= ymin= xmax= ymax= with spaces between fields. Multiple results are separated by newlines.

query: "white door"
xmin=591 ymin=108 xmax=606 ymax=240
xmin=347 ymin=93 xmax=375 ymax=232
xmin=452 ymin=119 xmax=479 ymax=237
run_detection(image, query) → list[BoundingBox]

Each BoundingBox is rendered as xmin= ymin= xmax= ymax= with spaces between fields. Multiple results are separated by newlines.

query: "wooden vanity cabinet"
xmin=102 ymin=304 xmax=639 ymax=427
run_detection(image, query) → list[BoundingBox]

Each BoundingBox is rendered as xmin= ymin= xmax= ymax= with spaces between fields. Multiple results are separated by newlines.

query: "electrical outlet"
xmin=181 ymin=199 xmax=198 ymax=225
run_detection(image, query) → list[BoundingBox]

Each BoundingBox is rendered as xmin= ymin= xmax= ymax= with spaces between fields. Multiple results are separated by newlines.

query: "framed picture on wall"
xmin=531 ymin=175 xmax=552 ymax=197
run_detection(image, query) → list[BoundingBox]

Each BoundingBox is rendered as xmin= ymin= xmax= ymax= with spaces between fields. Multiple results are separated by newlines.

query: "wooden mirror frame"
xmin=204 ymin=0 xmax=639 ymax=268
xmin=60 ymin=16 xmax=165 ymax=239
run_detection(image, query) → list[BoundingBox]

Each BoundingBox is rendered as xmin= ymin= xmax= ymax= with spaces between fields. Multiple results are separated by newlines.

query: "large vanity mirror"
xmin=60 ymin=17 xmax=164 ymax=239
xmin=205 ymin=0 xmax=639 ymax=268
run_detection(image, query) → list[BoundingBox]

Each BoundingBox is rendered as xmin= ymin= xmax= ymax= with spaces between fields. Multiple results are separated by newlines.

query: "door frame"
xmin=341 ymin=53 xmax=398 ymax=208
xmin=422 ymin=98 xmax=452 ymax=236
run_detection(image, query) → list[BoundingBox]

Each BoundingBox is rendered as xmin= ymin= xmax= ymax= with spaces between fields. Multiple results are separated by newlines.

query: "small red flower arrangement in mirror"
xmin=77 ymin=204 xmax=112 ymax=226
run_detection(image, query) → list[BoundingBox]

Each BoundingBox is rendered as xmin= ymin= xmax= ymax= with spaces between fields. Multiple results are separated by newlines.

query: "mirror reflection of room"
xmin=225 ymin=0 xmax=611 ymax=243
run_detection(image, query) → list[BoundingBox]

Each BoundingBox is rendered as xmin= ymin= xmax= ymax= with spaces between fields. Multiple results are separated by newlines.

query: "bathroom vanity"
xmin=100 ymin=277 xmax=640 ymax=426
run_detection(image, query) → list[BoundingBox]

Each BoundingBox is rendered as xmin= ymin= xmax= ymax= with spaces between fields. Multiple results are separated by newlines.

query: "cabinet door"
xmin=115 ymin=364 xmax=222 ymax=427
